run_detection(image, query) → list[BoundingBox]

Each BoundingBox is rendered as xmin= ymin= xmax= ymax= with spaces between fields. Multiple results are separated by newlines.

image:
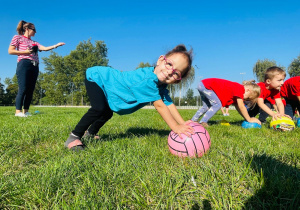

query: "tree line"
xmin=0 ymin=39 xmax=299 ymax=106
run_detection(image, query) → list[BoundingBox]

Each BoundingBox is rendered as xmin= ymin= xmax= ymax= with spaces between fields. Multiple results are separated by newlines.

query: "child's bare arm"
xmin=153 ymin=100 xmax=194 ymax=138
xmin=235 ymin=99 xmax=261 ymax=124
xmin=167 ymin=103 xmax=188 ymax=125
xmin=274 ymin=98 xmax=285 ymax=114
xmin=257 ymin=98 xmax=276 ymax=116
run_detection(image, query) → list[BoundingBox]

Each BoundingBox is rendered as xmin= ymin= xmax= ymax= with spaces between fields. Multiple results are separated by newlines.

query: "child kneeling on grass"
xmin=65 ymin=45 xmax=195 ymax=151
xmin=248 ymin=66 xmax=290 ymax=122
xmin=280 ymin=76 xmax=300 ymax=118
xmin=191 ymin=78 xmax=261 ymax=127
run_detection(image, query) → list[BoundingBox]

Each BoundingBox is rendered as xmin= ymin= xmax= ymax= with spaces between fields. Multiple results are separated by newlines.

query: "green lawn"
xmin=0 ymin=107 xmax=299 ymax=209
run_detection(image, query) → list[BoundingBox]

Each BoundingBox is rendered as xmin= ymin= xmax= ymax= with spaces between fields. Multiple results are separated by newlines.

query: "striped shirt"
xmin=10 ymin=35 xmax=40 ymax=63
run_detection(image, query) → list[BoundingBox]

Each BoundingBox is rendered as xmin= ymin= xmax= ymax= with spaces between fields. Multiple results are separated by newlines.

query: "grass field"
xmin=0 ymin=106 xmax=299 ymax=209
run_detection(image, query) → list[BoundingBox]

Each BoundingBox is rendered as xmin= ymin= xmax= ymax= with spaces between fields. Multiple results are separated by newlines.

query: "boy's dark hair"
xmin=264 ymin=66 xmax=286 ymax=81
xmin=165 ymin=44 xmax=193 ymax=79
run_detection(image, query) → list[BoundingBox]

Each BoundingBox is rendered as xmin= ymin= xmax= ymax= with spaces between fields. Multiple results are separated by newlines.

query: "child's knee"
xmin=216 ymin=104 xmax=222 ymax=110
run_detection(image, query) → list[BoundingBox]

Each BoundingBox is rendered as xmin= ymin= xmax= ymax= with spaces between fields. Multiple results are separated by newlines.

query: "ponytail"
xmin=16 ymin=20 xmax=34 ymax=35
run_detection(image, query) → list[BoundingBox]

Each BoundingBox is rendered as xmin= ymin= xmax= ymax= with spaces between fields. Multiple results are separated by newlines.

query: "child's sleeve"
xmin=272 ymin=91 xmax=281 ymax=99
xmin=10 ymin=35 xmax=20 ymax=47
xmin=159 ymin=88 xmax=173 ymax=106
xmin=291 ymin=83 xmax=300 ymax=96
xmin=232 ymin=85 xmax=245 ymax=102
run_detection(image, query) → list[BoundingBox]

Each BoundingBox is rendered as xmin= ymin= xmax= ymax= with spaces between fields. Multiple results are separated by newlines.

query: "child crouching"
xmin=192 ymin=78 xmax=261 ymax=127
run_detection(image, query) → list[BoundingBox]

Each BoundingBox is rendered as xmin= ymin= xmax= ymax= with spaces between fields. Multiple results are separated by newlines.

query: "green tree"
xmin=32 ymin=77 xmax=43 ymax=105
xmin=4 ymin=77 xmax=18 ymax=105
xmin=136 ymin=62 xmax=151 ymax=69
xmin=0 ymin=79 xmax=5 ymax=105
xmin=288 ymin=54 xmax=300 ymax=77
xmin=168 ymin=66 xmax=195 ymax=105
xmin=253 ymin=59 xmax=285 ymax=82
xmin=41 ymin=39 xmax=109 ymax=105
xmin=183 ymin=88 xmax=196 ymax=105
xmin=186 ymin=88 xmax=194 ymax=100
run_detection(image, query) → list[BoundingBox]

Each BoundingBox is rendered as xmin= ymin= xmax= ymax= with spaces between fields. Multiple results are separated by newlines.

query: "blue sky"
xmin=1 ymin=0 xmax=300 ymax=94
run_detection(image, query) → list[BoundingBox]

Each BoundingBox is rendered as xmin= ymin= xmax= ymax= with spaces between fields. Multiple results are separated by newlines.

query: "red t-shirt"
xmin=257 ymin=82 xmax=280 ymax=100
xmin=266 ymin=96 xmax=286 ymax=106
xmin=280 ymin=76 xmax=300 ymax=101
xmin=202 ymin=78 xmax=244 ymax=107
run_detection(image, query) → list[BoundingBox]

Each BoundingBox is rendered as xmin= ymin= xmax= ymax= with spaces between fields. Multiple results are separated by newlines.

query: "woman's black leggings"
xmin=72 ymin=78 xmax=113 ymax=138
xmin=15 ymin=59 xmax=39 ymax=110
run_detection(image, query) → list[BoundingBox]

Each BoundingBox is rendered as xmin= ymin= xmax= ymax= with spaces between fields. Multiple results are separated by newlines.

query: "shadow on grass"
xmin=208 ymin=120 xmax=244 ymax=126
xmin=191 ymin=199 xmax=212 ymax=210
xmin=83 ymin=127 xmax=170 ymax=144
xmin=244 ymin=154 xmax=300 ymax=209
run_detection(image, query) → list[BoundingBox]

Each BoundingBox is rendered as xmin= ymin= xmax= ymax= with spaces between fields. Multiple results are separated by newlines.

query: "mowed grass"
xmin=0 ymin=107 xmax=299 ymax=209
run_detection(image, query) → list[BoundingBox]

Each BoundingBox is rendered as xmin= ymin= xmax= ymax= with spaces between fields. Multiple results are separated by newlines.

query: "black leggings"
xmin=15 ymin=59 xmax=39 ymax=110
xmin=72 ymin=78 xmax=113 ymax=138
xmin=248 ymin=99 xmax=272 ymax=123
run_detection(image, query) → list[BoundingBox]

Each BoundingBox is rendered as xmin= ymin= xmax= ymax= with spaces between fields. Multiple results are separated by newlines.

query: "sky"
xmin=1 ymin=0 xmax=300 ymax=95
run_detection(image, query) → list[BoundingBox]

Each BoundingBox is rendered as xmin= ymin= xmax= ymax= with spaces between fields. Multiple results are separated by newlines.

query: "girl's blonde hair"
xmin=16 ymin=20 xmax=35 ymax=35
xmin=242 ymin=80 xmax=261 ymax=108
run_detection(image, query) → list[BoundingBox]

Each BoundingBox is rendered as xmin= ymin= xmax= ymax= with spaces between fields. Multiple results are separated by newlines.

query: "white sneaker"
xmin=24 ymin=112 xmax=32 ymax=116
xmin=15 ymin=112 xmax=27 ymax=117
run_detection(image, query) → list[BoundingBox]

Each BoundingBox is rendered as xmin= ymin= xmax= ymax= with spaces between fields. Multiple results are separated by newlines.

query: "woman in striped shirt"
xmin=8 ymin=20 xmax=65 ymax=117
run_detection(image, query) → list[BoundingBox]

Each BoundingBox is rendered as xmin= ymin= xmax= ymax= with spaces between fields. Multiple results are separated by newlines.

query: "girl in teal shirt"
xmin=66 ymin=45 xmax=195 ymax=151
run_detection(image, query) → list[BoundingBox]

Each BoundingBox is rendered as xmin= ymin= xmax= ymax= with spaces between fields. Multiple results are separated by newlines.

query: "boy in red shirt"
xmin=280 ymin=76 xmax=300 ymax=118
xmin=248 ymin=66 xmax=289 ymax=121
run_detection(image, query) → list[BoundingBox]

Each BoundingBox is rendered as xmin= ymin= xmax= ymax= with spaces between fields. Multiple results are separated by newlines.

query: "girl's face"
xmin=25 ymin=25 xmax=36 ymax=38
xmin=243 ymin=88 xmax=252 ymax=100
xmin=154 ymin=53 xmax=188 ymax=84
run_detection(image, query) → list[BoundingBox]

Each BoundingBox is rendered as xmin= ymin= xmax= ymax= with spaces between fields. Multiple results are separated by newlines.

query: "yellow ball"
xmin=270 ymin=116 xmax=295 ymax=131
xmin=220 ymin=120 xmax=230 ymax=126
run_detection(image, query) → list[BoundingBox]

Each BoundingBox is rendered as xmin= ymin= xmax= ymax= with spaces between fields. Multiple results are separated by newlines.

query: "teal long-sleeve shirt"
xmin=86 ymin=66 xmax=173 ymax=115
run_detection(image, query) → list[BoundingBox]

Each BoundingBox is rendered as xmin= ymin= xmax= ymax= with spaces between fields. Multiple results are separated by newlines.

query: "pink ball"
xmin=168 ymin=122 xmax=211 ymax=158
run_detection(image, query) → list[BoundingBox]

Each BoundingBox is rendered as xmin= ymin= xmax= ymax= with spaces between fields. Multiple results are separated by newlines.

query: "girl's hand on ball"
xmin=183 ymin=120 xmax=193 ymax=125
xmin=248 ymin=117 xmax=261 ymax=125
xmin=174 ymin=124 xmax=195 ymax=138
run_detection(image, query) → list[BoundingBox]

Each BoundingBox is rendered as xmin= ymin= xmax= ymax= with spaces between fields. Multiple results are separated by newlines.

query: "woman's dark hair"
xmin=165 ymin=44 xmax=193 ymax=79
xmin=16 ymin=20 xmax=35 ymax=35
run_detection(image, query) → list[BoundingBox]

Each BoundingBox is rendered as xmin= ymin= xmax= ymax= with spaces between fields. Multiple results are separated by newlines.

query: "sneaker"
xmin=83 ymin=131 xmax=100 ymax=140
xmin=15 ymin=112 xmax=27 ymax=117
xmin=200 ymin=122 xmax=209 ymax=128
xmin=24 ymin=112 xmax=32 ymax=116
xmin=65 ymin=133 xmax=85 ymax=151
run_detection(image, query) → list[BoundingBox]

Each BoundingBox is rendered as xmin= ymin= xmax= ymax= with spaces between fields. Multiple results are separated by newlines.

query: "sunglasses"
xmin=29 ymin=28 xmax=36 ymax=32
